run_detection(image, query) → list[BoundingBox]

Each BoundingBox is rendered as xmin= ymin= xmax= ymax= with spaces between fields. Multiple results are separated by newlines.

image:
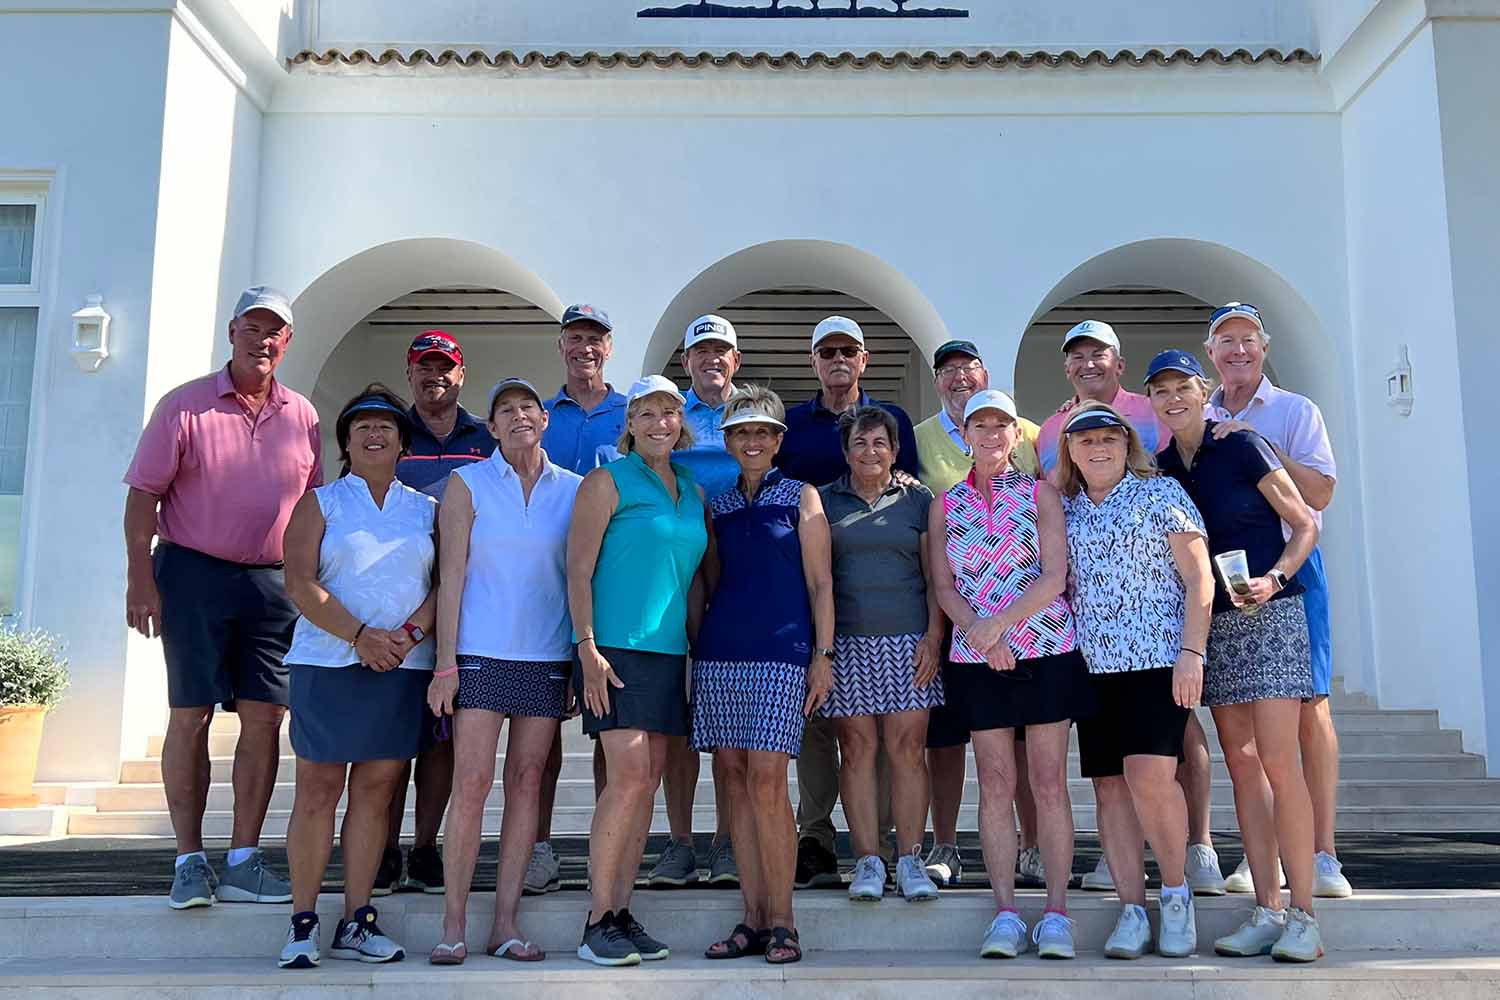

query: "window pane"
xmin=0 ymin=205 xmax=37 ymax=285
xmin=0 ymin=309 xmax=33 ymax=613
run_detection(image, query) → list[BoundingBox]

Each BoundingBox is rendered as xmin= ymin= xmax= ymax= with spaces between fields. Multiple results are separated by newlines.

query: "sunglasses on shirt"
xmin=815 ymin=345 xmax=864 ymax=360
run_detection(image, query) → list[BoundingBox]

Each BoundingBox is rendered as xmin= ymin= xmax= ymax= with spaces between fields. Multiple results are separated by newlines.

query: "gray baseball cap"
xmin=232 ymin=285 xmax=294 ymax=327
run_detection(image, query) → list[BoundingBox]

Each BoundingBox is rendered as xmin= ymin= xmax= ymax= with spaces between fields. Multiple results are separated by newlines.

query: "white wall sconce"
xmin=1386 ymin=344 xmax=1413 ymax=416
xmin=70 ymin=295 xmax=111 ymax=372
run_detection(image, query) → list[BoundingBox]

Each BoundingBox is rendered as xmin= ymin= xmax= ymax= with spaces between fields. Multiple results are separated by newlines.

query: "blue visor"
xmin=1063 ymin=408 xmax=1128 ymax=434
xmin=341 ymin=397 xmax=409 ymax=425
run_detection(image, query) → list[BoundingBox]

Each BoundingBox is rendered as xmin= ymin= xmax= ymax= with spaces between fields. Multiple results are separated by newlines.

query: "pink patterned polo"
xmin=944 ymin=468 xmax=1077 ymax=663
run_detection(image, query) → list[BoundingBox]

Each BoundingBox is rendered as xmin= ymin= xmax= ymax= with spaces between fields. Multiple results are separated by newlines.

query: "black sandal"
xmin=705 ymin=923 xmax=767 ymax=959
xmin=765 ymin=926 xmax=801 ymax=965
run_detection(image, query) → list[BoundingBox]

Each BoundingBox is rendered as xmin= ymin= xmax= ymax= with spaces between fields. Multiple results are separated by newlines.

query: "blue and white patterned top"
xmin=1061 ymin=473 xmax=1206 ymax=674
xmin=695 ymin=469 xmax=812 ymax=667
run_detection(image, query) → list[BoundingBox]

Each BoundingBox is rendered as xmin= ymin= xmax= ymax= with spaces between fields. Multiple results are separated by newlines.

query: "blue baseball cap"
xmin=1063 ymin=406 xmax=1128 ymax=434
xmin=933 ymin=339 xmax=983 ymax=369
xmin=1144 ymin=349 xmax=1207 ymax=384
xmin=561 ymin=303 xmax=613 ymax=332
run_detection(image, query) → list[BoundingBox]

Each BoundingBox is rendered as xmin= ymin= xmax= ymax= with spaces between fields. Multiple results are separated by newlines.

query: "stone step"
xmin=114 ymin=749 xmax=1491 ymax=785
xmin=2 ymin=891 xmax=1497 ymax=962
xmin=156 ymin=718 xmax=1471 ymax=760
xmin=4 ymin=952 xmax=1497 ymax=999
xmin=62 ymin=802 xmax=1500 ymax=837
xmin=89 ymin=777 xmax=1500 ymax=814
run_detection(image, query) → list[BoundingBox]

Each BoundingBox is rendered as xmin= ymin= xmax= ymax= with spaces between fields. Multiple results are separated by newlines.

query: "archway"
xmin=647 ymin=240 xmax=952 ymax=417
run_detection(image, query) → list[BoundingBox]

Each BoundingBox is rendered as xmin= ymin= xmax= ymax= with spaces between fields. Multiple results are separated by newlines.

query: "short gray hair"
xmin=722 ymin=384 xmax=786 ymax=427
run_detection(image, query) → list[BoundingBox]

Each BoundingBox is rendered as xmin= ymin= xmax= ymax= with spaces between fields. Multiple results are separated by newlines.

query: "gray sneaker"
xmin=707 ymin=839 xmax=740 ymax=887
xmin=217 ymin=849 xmax=293 ymax=903
xmin=648 ymin=839 xmax=699 ymax=887
xmin=524 ymin=842 xmax=561 ymax=895
xmin=168 ymin=856 xmax=217 ymax=910
xmin=578 ymin=910 xmax=642 ymax=967
xmin=278 ymin=911 xmax=320 ymax=969
xmin=329 ymin=905 xmax=405 ymax=964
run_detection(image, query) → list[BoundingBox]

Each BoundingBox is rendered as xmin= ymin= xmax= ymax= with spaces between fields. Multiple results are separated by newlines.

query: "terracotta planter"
xmin=0 ymin=704 xmax=47 ymax=808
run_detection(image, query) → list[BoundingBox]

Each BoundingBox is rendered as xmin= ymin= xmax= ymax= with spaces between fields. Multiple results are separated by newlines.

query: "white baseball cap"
xmin=962 ymin=389 xmax=1019 ymax=423
xmin=626 ymin=374 xmax=686 ymax=406
xmin=684 ymin=314 xmax=737 ymax=350
xmin=811 ymin=315 xmax=865 ymax=350
xmin=1061 ymin=319 xmax=1121 ymax=353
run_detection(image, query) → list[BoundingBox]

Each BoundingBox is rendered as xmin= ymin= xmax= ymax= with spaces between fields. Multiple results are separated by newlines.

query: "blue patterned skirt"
xmin=691 ymin=659 xmax=807 ymax=756
xmin=821 ymin=631 xmax=945 ymax=718
xmin=455 ymin=655 xmax=569 ymax=719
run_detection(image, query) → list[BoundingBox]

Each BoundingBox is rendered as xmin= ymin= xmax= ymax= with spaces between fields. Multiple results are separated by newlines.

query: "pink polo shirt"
xmin=124 ymin=366 xmax=322 ymax=565
xmin=1037 ymin=386 xmax=1173 ymax=477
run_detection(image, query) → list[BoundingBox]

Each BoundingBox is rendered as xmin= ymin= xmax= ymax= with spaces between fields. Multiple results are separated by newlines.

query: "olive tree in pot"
xmin=0 ymin=628 xmax=69 ymax=807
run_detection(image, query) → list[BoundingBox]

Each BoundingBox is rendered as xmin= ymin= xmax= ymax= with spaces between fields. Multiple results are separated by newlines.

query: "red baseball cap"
xmin=408 ymin=330 xmax=463 ymax=367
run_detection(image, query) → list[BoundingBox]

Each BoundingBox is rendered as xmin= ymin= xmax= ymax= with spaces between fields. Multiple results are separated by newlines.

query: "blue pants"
xmin=1294 ymin=545 xmax=1332 ymax=697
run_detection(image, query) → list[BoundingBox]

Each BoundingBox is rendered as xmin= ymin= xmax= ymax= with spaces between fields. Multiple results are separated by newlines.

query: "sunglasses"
xmin=816 ymin=345 xmax=863 ymax=360
xmin=1209 ymin=302 xmax=1261 ymax=324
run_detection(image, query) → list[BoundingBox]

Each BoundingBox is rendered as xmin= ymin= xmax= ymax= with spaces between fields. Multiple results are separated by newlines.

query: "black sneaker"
xmin=577 ymin=910 xmax=641 ymax=966
xmin=372 ymin=847 xmax=401 ymax=897
xmin=793 ymin=837 xmax=840 ymax=889
xmin=616 ymin=908 xmax=670 ymax=961
xmin=403 ymin=845 xmax=444 ymax=894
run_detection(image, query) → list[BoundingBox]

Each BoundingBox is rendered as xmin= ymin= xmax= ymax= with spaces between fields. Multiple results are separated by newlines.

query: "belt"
xmin=157 ymin=540 xmax=284 ymax=571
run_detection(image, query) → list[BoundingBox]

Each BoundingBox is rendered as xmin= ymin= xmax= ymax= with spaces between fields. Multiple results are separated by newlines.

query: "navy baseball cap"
xmin=933 ymin=339 xmax=983 ymax=369
xmin=1063 ymin=406 xmax=1128 ymax=434
xmin=1144 ymin=349 xmax=1207 ymax=384
xmin=561 ymin=303 xmax=613 ymax=332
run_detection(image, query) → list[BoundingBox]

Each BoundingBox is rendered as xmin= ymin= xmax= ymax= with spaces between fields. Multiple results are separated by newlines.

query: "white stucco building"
xmin=2 ymin=0 xmax=1497 ymax=788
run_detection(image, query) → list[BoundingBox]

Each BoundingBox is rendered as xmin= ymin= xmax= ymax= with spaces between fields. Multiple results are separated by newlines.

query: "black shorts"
xmin=1077 ymin=668 xmax=1189 ymax=779
xmin=573 ymin=645 xmax=690 ymax=738
xmin=946 ymin=649 xmax=1096 ymax=734
xmin=154 ymin=543 xmax=296 ymax=710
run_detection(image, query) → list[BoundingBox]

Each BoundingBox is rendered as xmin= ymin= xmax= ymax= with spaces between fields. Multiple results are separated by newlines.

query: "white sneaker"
xmin=1313 ymin=852 xmax=1353 ymax=898
xmin=924 ymin=843 xmax=963 ymax=887
xmin=1185 ymin=844 xmax=1227 ymax=896
xmin=1032 ymin=911 xmax=1076 ymax=959
xmin=1214 ymin=905 xmax=1286 ymax=957
xmin=524 ymin=842 xmax=561 ymax=896
xmin=278 ymin=912 xmax=320 ymax=969
xmin=1017 ymin=846 xmax=1046 ymax=887
xmin=1103 ymin=904 xmax=1150 ymax=960
xmin=979 ymin=911 xmax=1028 ymax=959
xmin=896 ymin=852 xmax=939 ymax=902
xmin=1081 ymin=856 xmax=1115 ymax=891
xmin=1225 ymin=856 xmax=1286 ymax=894
xmin=1271 ymin=907 xmax=1325 ymax=963
xmin=1157 ymin=893 xmax=1197 ymax=957
xmin=848 ymin=854 xmax=886 ymax=902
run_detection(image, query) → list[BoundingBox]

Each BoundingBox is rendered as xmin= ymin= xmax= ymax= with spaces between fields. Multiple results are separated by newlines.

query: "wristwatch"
xmin=402 ymin=623 xmax=426 ymax=644
xmin=816 ymin=647 xmax=836 ymax=662
xmin=1267 ymin=569 xmax=1288 ymax=592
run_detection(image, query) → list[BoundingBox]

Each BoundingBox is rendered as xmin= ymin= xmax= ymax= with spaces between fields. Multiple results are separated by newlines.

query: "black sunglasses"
xmin=816 ymin=345 xmax=863 ymax=360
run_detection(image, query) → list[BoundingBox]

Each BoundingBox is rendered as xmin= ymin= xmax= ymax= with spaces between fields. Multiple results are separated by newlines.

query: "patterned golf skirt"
xmin=691 ymin=659 xmax=808 ymax=756
xmin=821 ymin=631 xmax=945 ymax=719
xmin=455 ymin=655 xmax=570 ymax=719
xmin=1204 ymin=595 xmax=1313 ymax=707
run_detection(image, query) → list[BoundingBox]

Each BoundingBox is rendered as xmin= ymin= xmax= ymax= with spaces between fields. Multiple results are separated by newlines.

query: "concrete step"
xmin=114 ymin=749 xmax=1492 ymax=785
xmin=4 ymin=952 xmax=1498 ymax=999
xmin=2 ymin=891 xmax=1497 ymax=961
xmin=156 ymin=719 xmax=1472 ymax=760
xmin=63 ymin=802 xmax=1500 ymax=837
xmin=90 ymin=777 xmax=1500 ymax=814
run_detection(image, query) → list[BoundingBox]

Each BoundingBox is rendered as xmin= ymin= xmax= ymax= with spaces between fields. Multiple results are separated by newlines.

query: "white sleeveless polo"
xmin=284 ymin=475 xmax=438 ymax=670
xmin=453 ymin=451 xmax=582 ymax=663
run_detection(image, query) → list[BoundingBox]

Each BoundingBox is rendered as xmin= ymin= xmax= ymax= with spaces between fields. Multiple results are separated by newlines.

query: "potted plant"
xmin=0 ymin=627 xmax=69 ymax=807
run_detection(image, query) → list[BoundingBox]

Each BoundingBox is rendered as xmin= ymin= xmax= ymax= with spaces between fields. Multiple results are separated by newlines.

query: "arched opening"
xmin=285 ymin=238 xmax=564 ymax=470
xmin=647 ymin=240 xmax=951 ymax=417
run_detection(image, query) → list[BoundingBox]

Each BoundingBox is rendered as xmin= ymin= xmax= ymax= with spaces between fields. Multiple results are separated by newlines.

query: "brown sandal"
xmin=765 ymin=926 xmax=801 ymax=965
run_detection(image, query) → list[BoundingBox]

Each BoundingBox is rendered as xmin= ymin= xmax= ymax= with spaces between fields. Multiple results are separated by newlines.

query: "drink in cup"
xmin=1213 ymin=549 xmax=1261 ymax=617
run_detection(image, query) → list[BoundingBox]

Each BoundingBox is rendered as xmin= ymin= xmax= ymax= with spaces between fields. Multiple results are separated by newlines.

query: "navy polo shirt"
xmin=774 ymin=390 xmax=919 ymax=488
xmin=1156 ymin=420 xmax=1305 ymax=615
xmin=395 ymin=405 xmax=495 ymax=499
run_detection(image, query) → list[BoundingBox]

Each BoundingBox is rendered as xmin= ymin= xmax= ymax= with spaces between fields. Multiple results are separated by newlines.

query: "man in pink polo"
xmin=124 ymin=285 xmax=322 ymax=911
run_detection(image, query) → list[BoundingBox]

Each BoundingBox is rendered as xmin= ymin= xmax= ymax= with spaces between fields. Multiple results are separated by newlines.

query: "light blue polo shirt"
xmin=542 ymin=385 xmax=628 ymax=476
xmin=673 ymin=387 xmax=741 ymax=501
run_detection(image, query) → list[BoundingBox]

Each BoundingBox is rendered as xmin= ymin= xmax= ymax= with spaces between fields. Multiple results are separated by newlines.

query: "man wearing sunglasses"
xmin=1203 ymin=302 xmax=1349 ymax=900
xmin=776 ymin=315 xmax=918 ymax=889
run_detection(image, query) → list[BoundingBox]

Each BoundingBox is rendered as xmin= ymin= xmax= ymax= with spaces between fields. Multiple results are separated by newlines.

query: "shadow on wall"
xmin=639 ymin=2 xmax=969 ymax=17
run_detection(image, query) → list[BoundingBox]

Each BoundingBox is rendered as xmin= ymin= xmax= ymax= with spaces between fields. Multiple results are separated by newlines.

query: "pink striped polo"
xmin=943 ymin=468 xmax=1077 ymax=663
xmin=124 ymin=366 xmax=322 ymax=565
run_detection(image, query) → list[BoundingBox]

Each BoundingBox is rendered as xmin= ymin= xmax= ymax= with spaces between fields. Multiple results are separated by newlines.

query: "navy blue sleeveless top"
xmin=695 ymin=470 xmax=813 ymax=666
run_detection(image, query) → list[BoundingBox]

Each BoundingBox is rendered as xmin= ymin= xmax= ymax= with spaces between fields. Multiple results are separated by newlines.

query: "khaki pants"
xmin=796 ymin=715 xmax=895 ymax=857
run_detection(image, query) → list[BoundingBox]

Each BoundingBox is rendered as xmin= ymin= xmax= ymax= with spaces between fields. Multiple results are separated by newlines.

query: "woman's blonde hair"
xmin=722 ymin=383 xmax=786 ymax=429
xmin=617 ymin=389 xmax=696 ymax=454
xmin=1053 ymin=400 xmax=1158 ymax=498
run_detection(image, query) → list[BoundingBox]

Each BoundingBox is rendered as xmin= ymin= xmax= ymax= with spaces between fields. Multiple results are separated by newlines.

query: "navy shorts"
xmin=154 ymin=542 xmax=296 ymax=710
